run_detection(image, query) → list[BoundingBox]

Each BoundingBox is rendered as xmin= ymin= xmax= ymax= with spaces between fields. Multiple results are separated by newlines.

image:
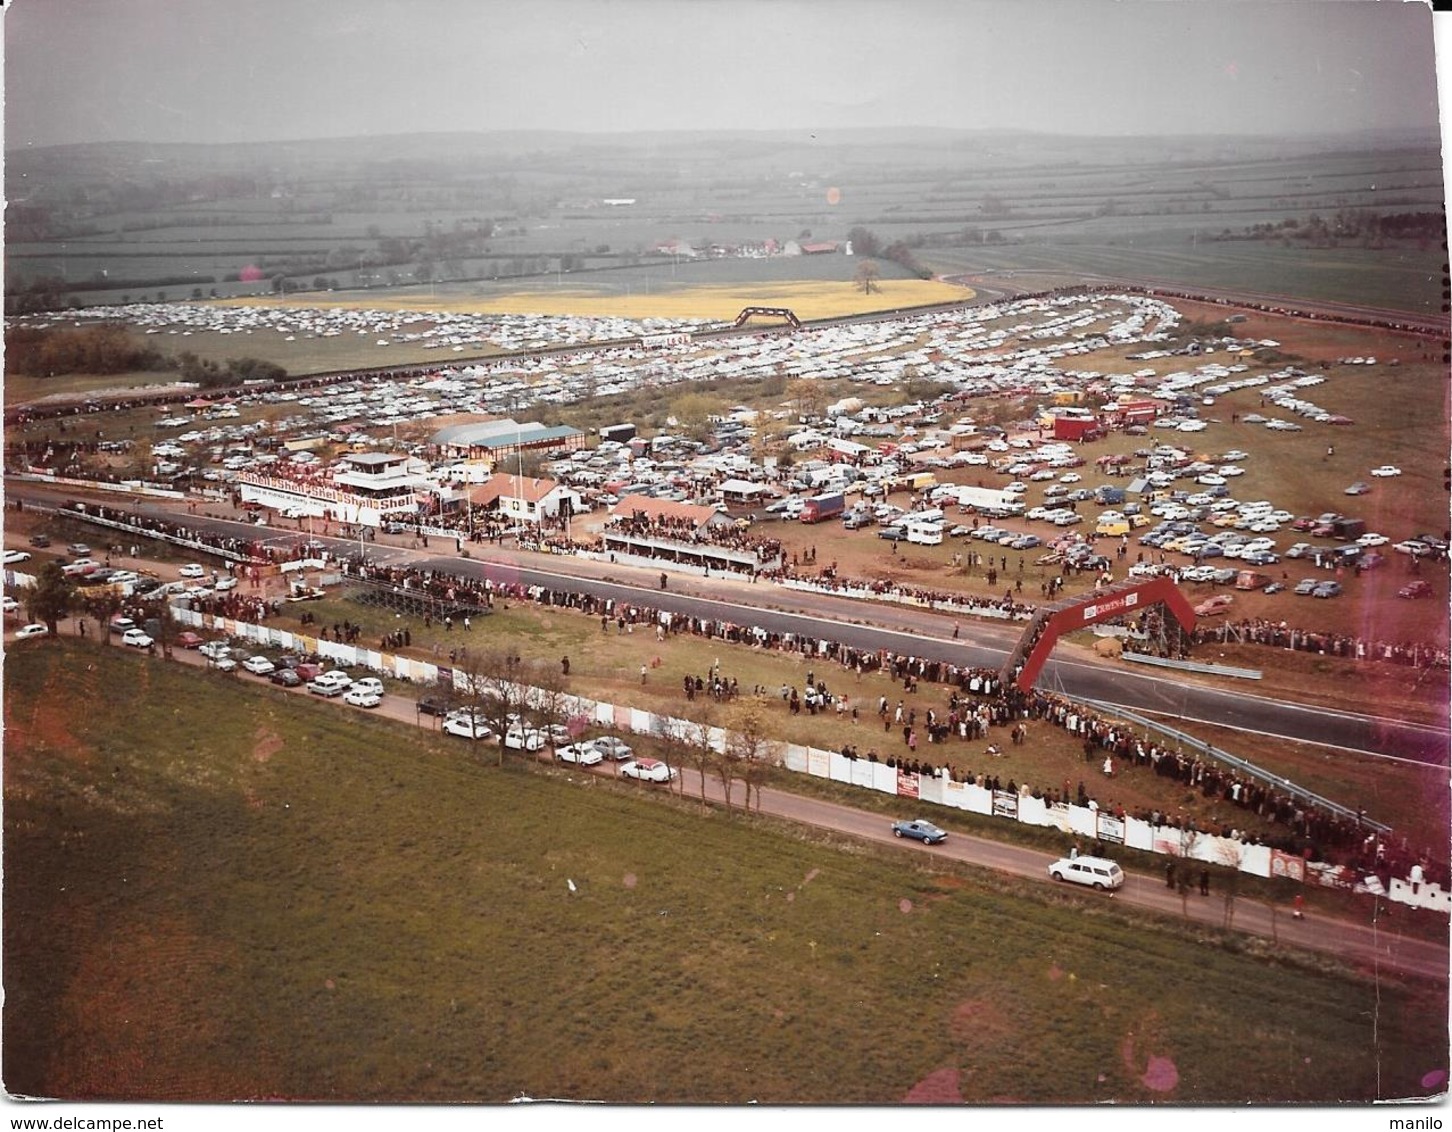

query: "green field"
xmin=4 ymin=640 xmax=1445 ymax=1103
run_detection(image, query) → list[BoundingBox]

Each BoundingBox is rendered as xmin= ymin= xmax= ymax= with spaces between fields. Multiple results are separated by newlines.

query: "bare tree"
xmin=144 ymin=591 xmax=180 ymax=659
xmin=453 ymin=648 xmax=523 ymax=765
xmin=655 ymin=715 xmax=690 ymax=797
xmin=854 ymin=258 xmax=880 ymax=295
xmin=1215 ymin=839 xmax=1246 ymax=930
xmin=677 ymin=700 xmax=720 ymax=811
xmin=525 ymin=659 xmax=571 ymax=756
xmin=726 ymin=700 xmax=777 ymax=813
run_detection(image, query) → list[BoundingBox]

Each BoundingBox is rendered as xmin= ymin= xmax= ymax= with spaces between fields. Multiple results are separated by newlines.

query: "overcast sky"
xmin=2 ymin=0 xmax=1444 ymax=148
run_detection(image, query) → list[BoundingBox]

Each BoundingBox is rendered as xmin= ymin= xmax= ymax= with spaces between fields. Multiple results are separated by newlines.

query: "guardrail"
xmin=1121 ymin=651 xmax=1262 ymax=680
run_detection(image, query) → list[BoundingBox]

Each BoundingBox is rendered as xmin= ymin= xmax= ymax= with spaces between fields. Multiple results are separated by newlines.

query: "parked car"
xmin=3 ymin=550 xmax=31 ymax=565
xmin=242 ymin=655 xmax=276 ymax=675
xmin=1193 ymin=595 xmax=1234 ymax=616
xmin=1293 ymin=577 xmax=1320 ymax=596
xmin=121 ymin=628 xmax=154 ymax=648
xmin=1344 ymin=482 xmax=1371 ymax=496
xmin=307 ymin=677 xmax=347 ymax=697
xmin=1047 ymin=855 xmax=1124 ymax=891
xmin=504 ymin=727 xmax=545 ymax=752
xmin=555 ymin=742 xmax=604 ymax=766
xmin=14 ymin=623 xmax=49 ymax=639
xmin=270 ymin=668 xmax=303 ymax=688
xmin=27 ymin=534 xmax=51 ymax=547
xmin=1369 ymin=465 xmax=1402 ymax=477
xmin=67 ymin=543 xmax=92 ymax=557
xmin=350 ymin=677 xmax=384 ymax=697
xmin=619 ymin=757 xmax=675 ymax=783
xmin=1312 ymin=581 xmax=1343 ymax=599
xmin=441 ymin=712 xmax=493 ymax=741
xmin=417 ymin=694 xmax=454 ymax=717
xmin=343 ymin=685 xmax=382 ymax=708
xmin=891 ymin=818 xmax=948 ymax=844
xmin=590 ymin=736 xmax=635 ymax=761
xmin=1398 ymin=581 xmax=1435 ymax=599
xmin=198 ymin=640 xmax=232 ymax=661
xmin=178 ymin=564 xmax=207 ymax=578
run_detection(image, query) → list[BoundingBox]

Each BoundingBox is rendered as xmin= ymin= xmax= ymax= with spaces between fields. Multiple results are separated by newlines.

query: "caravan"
xmin=902 ymin=511 xmax=945 ymax=545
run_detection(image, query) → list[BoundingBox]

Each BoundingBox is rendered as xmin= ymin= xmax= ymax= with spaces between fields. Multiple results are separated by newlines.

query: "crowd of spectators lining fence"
xmin=326 ymin=554 xmax=1437 ymax=884
xmin=56 ymin=499 xmax=1452 ymax=681
xmin=60 ymin=500 xmax=1439 ymax=889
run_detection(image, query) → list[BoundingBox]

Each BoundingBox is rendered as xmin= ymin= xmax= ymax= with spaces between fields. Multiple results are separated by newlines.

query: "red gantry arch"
xmin=1000 ymin=576 xmax=1197 ymax=692
xmin=731 ymin=306 xmax=802 ymax=330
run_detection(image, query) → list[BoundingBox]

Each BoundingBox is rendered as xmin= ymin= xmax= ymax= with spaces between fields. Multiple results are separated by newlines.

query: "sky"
xmin=1 ymin=0 xmax=1444 ymax=148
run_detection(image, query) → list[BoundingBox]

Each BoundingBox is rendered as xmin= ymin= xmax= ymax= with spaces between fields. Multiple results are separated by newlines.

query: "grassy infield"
xmin=5 ymin=271 xmax=1451 ymax=1104
xmin=4 ymin=640 xmax=1446 ymax=1104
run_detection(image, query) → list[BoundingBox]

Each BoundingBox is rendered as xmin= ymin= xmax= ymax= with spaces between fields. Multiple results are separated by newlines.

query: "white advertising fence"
xmin=173 ymin=607 xmax=1449 ymax=915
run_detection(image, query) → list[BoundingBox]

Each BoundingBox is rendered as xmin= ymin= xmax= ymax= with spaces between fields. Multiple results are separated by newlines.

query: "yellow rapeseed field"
xmin=222 ymin=278 xmax=973 ymax=323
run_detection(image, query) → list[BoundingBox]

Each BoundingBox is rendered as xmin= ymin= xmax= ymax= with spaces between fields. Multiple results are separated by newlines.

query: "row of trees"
xmin=845 ymin=226 xmax=932 ymax=279
xmin=431 ymin=647 xmax=776 ymax=811
xmin=4 ymin=322 xmax=289 ymax=387
xmin=23 ymin=564 xmax=778 ymax=811
xmin=5 ymin=323 xmax=168 ymax=376
xmin=1212 ymin=209 xmax=1444 ymax=250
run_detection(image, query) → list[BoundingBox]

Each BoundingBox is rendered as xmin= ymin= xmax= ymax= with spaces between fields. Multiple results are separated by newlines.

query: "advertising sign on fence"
xmin=1096 ymin=812 xmax=1127 ymax=845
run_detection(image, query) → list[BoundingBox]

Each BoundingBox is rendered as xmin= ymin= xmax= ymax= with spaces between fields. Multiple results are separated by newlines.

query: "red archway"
xmin=731 ymin=306 xmax=802 ymax=330
xmin=1000 ymin=576 xmax=1197 ymax=691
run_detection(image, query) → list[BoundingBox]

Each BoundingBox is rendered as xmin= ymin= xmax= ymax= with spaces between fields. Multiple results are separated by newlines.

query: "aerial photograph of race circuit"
xmin=2 ymin=0 xmax=1448 ymax=1125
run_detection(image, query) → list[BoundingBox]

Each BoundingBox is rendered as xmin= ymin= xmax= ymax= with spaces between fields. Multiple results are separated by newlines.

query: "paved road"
xmin=13 ymin=481 xmax=1447 ymax=765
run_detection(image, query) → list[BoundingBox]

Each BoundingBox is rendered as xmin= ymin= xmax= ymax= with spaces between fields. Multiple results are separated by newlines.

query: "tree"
xmin=854 ymin=259 xmax=880 ymax=295
xmin=669 ymin=392 xmax=720 ymax=442
xmin=81 ymin=587 xmax=126 ymax=644
xmin=522 ymin=658 xmax=570 ymax=753
xmin=725 ymin=700 xmax=776 ymax=813
xmin=655 ymin=716 xmax=689 ymax=798
xmin=450 ymin=648 xmax=520 ymax=765
xmin=846 ymin=226 xmax=881 ymax=258
xmin=144 ymin=592 xmax=180 ymax=660
xmin=677 ymin=700 xmax=720 ymax=811
xmin=466 ymin=648 xmax=534 ymax=766
xmin=786 ymin=378 xmax=822 ymax=423
xmin=25 ymin=563 xmax=75 ymax=636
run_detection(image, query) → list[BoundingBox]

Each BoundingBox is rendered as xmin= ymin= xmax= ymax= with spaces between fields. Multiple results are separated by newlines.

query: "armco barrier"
xmin=171 ymin=608 xmax=1448 ymax=915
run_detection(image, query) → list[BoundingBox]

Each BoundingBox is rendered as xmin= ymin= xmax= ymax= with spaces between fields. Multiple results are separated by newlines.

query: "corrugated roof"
xmin=431 ymin=420 xmax=584 ymax=448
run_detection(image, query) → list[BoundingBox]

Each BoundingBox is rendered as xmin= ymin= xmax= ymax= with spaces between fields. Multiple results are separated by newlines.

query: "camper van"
xmin=903 ymin=515 xmax=944 ymax=545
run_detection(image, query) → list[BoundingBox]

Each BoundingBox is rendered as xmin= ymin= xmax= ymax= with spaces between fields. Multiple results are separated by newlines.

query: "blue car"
xmin=1312 ymin=581 xmax=1343 ymax=599
xmin=891 ymin=819 xmax=948 ymax=845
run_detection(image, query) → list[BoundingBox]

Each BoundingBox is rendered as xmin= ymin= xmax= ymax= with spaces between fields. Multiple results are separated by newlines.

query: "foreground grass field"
xmin=4 ymin=641 xmax=1445 ymax=1104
